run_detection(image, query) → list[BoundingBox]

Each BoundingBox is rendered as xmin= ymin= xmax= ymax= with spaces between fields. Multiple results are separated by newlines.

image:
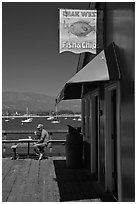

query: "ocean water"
xmin=2 ymin=117 xmax=81 ymax=157
xmin=2 ymin=117 xmax=81 ymax=132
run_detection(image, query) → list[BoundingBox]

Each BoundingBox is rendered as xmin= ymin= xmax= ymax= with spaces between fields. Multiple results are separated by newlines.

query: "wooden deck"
xmin=2 ymin=156 xmax=116 ymax=202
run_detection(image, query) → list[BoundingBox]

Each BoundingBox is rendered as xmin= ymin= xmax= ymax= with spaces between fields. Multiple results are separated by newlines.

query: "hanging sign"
xmin=59 ymin=9 xmax=97 ymax=54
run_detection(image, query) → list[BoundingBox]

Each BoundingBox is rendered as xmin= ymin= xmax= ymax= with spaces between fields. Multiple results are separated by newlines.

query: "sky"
xmin=2 ymin=2 xmax=89 ymax=96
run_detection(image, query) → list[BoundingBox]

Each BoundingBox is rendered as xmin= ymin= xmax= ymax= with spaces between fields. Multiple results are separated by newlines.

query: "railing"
xmin=2 ymin=130 xmax=67 ymax=158
xmin=2 ymin=139 xmax=66 ymax=144
xmin=2 ymin=130 xmax=68 ymax=135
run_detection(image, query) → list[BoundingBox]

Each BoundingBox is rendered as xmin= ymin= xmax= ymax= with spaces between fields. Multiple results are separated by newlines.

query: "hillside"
xmin=2 ymin=91 xmax=81 ymax=114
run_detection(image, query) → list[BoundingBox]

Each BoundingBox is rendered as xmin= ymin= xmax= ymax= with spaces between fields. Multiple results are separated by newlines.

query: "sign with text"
xmin=59 ymin=9 xmax=97 ymax=54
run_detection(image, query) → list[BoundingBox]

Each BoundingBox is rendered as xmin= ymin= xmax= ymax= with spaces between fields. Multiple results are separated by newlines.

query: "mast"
xmin=55 ymin=105 xmax=57 ymax=119
xmin=26 ymin=107 xmax=29 ymax=118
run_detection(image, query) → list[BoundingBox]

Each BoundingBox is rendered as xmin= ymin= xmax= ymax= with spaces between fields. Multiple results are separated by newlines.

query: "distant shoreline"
xmin=2 ymin=114 xmax=81 ymax=119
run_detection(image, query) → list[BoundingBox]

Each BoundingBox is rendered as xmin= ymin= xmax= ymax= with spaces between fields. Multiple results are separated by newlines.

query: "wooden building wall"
xmin=81 ymin=2 xmax=135 ymax=201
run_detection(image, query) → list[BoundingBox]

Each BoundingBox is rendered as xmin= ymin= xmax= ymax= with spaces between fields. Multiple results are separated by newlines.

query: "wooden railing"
xmin=2 ymin=130 xmax=68 ymax=135
xmin=2 ymin=130 xmax=67 ymax=159
xmin=2 ymin=139 xmax=66 ymax=144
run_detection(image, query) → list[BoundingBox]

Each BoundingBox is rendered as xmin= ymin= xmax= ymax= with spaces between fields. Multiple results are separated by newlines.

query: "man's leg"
xmin=33 ymin=143 xmax=41 ymax=155
xmin=39 ymin=146 xmax=45 ymax=153
xmin=35 ymin=143 xmax=45 ymax=160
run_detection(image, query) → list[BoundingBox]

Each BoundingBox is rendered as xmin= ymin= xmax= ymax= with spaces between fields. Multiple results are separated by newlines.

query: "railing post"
xmin=49 ymin=133 xmax=53 ymax=156
xmin=3 ymin=133 xmax=7 ymax=152
xmin=11 ymin=145 xmax=18 ymax=160
xmin=3 ymin=133 xmax=7 ymax=140
xmin=27 ymin=142 xmax=30 ymax=158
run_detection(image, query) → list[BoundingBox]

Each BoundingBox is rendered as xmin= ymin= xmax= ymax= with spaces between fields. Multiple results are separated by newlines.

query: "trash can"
xmin=65 ymin=125 xmax=83 ymax=168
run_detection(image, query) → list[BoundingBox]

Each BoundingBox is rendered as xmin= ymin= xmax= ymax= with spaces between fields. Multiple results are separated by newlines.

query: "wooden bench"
xmin=9 ymin=139 xmax=66 ymax=159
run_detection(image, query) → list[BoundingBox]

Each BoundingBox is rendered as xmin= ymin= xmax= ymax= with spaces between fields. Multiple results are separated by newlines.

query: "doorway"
xmin=111 ymin=89 xmax=118 ymax=198
xmin=105 ymin=82 xmax=120 ymax=200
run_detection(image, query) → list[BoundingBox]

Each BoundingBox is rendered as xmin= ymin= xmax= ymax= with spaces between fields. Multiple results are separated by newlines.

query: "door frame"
xmin=104 ymin=81 xmax=121 ymax=200
xmin=89 ymin=89 xmax=100 ymax=178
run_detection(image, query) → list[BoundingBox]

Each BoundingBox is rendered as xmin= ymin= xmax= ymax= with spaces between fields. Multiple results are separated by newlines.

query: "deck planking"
xmin=3 ymin=161 xmax=21 ymax=201
xmin=2 ymin=157 xmax=62 ymax=202
xmin=2 ymin=159 xmax=14 ymax=181
xmin=2 ymin=157 xmax=116 ymax=202
xmin=7 ymin=159 xmax=32 ymax=202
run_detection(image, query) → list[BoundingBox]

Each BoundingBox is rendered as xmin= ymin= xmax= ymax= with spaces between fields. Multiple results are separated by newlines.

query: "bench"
xmin=11 ymin=142 xmax=53 ymax=159
xmin=10 ymin=139 xmax=66 ymax=159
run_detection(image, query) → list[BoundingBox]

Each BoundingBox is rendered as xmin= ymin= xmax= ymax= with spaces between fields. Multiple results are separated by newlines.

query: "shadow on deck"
xmin=53 ymin=159 xmax=116 ymax=202
xmin=2 ymin=157 xmax=116 ymax=202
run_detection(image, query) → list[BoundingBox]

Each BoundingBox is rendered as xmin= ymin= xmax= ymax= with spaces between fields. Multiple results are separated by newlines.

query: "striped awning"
xmin=56 ymin=42 xmax=120 ymax=104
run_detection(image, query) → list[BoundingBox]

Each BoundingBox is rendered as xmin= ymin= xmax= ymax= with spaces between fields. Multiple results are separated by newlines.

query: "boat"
xmin=47 ymin=116 xmax=54 ymax=120
xmin=21 ymin=118 xmax=33 ymax=123
xmin=51 ymin=105 xmax=60 ymax=124
xmin=21 ymin=107 xmax=33 ymax=124
xmin=72 ymin=113 xmax=78 ymax=121
xmin=51 ymin=119 xmax=60 ymax=124
xmin=72 ymin=117 xmax=77 ymax=121
xmin=5 ymin=112 xmax=10 ymax=122
xmin=5 ymin=119 xmax=10 ymax=122
xmin=77 ymin=117 xmax=82 ymax=121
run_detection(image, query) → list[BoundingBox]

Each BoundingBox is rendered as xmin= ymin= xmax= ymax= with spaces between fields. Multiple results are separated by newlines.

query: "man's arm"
xmin=43 ymin=130 xmax=50 ymax=145
xmin=38 ymin=129 xmax=49 ymax=144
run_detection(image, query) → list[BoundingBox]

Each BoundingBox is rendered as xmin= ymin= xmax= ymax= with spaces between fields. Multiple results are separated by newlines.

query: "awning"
xmin=56 ymin=42 xmax=120 ymax=104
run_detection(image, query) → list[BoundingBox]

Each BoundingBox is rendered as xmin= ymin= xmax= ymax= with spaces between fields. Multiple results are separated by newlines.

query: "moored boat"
xmin=21 ymin=107 xmax=33 ymax=124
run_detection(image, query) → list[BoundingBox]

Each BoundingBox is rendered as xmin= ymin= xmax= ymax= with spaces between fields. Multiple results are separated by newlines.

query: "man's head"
xmin=37 ymin=124 xmax=44 ymax=131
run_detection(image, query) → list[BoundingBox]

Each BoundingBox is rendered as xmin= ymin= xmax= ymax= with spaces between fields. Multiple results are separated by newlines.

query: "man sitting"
xmin=34 ymin=124 xmax=49 ymax=160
